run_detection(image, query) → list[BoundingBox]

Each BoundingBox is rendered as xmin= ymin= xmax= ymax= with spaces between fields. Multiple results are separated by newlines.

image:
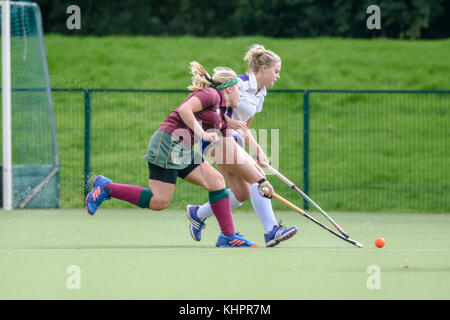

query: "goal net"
xmin=1 ymin=1 xmax=59 ymax=209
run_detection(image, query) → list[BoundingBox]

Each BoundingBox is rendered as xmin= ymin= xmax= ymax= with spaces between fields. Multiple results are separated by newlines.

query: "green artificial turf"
xmin=1 ymin=209 xmax=449 ymax=299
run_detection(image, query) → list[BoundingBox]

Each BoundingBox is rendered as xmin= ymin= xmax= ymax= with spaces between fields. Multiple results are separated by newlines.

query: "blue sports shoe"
xmin=216 ymin=233 xmax=258 ymax=248
xmin=265 ymin=222 xmax=298 ymax=247
xmin=185 ymin=205 xmax=206 ymax=241
xmin=85 ymin=175 xmax=112 ymax=216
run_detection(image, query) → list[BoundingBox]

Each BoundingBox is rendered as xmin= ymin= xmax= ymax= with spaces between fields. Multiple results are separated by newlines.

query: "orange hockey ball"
xmin=375 ymin=237 xmax=385 ymax=248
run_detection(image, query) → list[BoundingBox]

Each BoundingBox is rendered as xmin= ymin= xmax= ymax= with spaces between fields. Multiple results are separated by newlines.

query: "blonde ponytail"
xmin=188 ymin=61 xmax=212 ymax=91
xmin=187 ymin=62 xmax=237 ymax=91
xmin=244 ymin=44 xmax=281 ymax=73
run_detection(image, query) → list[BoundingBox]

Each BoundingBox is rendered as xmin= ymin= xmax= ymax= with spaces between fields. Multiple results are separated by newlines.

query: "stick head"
xmin=354 ymin=241 xmax=364 ymax=248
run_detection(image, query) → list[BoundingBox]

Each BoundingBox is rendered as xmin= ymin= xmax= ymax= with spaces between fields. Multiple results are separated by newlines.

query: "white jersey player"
xmin=187 ymin=44 xmax=298 ymax=247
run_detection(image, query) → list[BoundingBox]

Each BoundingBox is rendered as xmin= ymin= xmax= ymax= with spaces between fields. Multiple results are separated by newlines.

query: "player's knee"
xmin=205 ymin=174 xmax=225 ymax=191
xmin=234 ymin=189 xmax=250 ymax=202
xmin=150 ymin=197 xmax=170 ymax=211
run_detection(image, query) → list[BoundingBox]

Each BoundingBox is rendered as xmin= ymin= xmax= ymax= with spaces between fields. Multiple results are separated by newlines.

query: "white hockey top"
xmin=226 ymin=72 xmax=267 ymax=123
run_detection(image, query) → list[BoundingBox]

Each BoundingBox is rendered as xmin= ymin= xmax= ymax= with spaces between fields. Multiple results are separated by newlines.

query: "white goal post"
xmin=1 ymin=0 xmax=12 ymax=210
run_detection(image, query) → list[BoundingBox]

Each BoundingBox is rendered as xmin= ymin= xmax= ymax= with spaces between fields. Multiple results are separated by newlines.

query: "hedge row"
xmin=36 ymin=0 xmax=450 ymax=39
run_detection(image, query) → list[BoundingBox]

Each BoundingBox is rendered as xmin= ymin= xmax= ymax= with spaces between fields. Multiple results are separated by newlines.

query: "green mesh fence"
xmin=52 ymin=89 xmax=84 ymax=207
xmin=52 ymin=89 xmax=449 ymax=212
xmin=308 ymin=90 xmax=450 ymax=212
xmin=51 ymin=89 xmax=303 ymax=210
xmin=89 ymin=90 xmax=194 ymax=210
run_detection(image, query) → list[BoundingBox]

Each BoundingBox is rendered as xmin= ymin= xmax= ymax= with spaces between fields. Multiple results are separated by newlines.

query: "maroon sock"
xmin=209 ymin=189 xmax=235 ymax=236
xmin=105 ymin=183 xmax=153 ymax=209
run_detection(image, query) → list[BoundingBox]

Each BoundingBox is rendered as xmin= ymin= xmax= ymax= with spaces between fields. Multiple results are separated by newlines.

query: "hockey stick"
xmin=272 ymin=192 xmax=363 ymax=248
xmin=265 ymin=164 xmax=350 ymax=239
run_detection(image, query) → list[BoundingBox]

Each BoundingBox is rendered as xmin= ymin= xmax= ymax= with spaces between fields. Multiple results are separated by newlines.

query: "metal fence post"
xmin=84 ymin=89 xmax=91 ymax=197
xmin=303 ymin=91 xmax=310 ymax=210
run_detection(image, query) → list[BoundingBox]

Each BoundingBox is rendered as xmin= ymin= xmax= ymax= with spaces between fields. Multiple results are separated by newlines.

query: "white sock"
xmin=250 ymin=183 xmax=278 ymax=233
xmin=197 ymin=189 xmax=243 ymax=220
